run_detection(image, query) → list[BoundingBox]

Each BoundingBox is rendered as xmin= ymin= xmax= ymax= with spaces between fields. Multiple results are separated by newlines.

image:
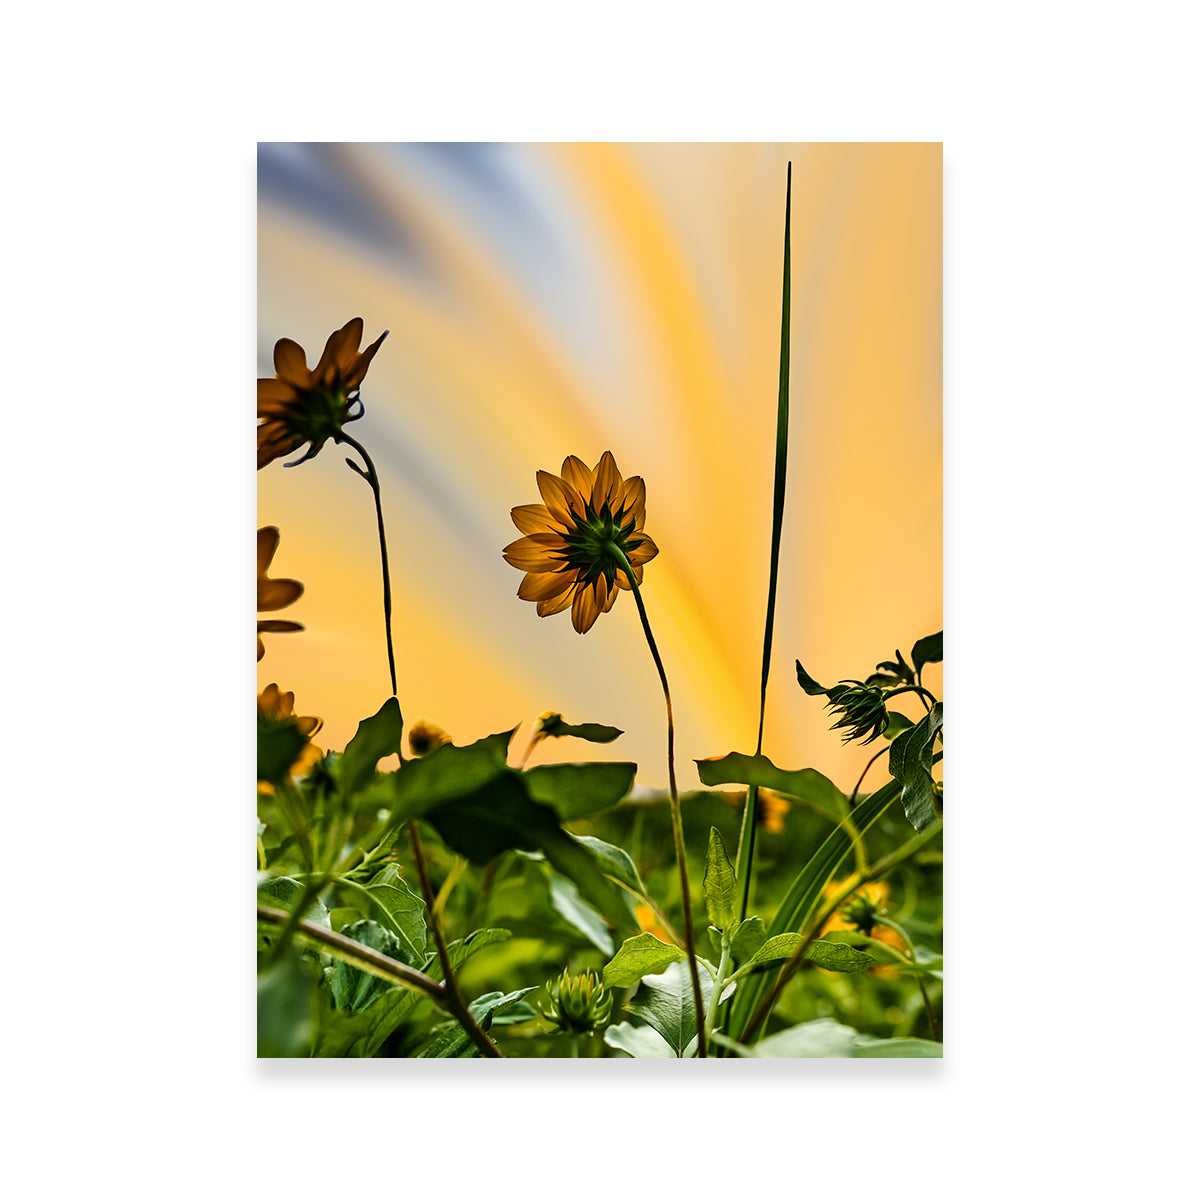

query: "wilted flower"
xmin=538 ymin=968 xmax=613 ymax=1036
xmin=257 ymin=526 xmax=304 ymax=661
xmin=408 ymin=719 xmax=452 ymax=757
xmin=257 ymin=683 xmax=323 ymax=780
xmin=503 ymin=451 xmax=658 ymax=634
xmin=257 ymin=317 xmax=387 ymax=469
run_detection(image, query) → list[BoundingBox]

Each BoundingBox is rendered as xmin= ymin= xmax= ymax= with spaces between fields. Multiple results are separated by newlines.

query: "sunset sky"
xmin=257 ymin=142 xmax=941 ymax=793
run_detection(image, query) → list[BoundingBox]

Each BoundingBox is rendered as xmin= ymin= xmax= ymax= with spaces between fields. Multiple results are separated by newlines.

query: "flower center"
xmin=560 ymin=499 xmax=644 ymax=587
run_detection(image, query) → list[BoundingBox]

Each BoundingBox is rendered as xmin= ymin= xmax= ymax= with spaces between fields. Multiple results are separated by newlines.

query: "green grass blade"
xmin=735 ymin=160 xmax=793 ymax=919
xmin=729 ymin=778 xmax=900 ymax=1041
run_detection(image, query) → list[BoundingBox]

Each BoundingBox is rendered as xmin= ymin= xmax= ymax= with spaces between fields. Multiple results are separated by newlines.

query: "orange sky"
xmin=257 ymin=142 xmax=941 ymax=794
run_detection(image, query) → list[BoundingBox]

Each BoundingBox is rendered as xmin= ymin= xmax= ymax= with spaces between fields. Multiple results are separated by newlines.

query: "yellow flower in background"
xmin=257 ymin=526 xmax=304 ymax=661
xmin=823 ymin=879 xmax=906 ymax=975
xmin=408 ymin=719 xmax=452 ymax=757
xmin=635 ymin=904 xmax=672 ymax=944
xmin=257 ymin=683 xmax=324 ymax=780
xmin=503 ymin=451 xmax=659 ymax=634
xmin=257 ymin=317 xmax=388 ymax=469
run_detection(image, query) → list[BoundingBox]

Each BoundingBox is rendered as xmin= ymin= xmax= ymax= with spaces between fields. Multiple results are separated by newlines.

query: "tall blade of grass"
xmin=735 ymin=160 xmax=793 ymax=920
xmin=728 ymin=778 xmax=900 ymax=1041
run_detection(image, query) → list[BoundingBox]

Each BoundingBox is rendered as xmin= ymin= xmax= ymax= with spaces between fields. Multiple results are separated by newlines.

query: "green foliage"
xmin=338 ymin=697 xmax=405 ymax=798
xmin=703 ymin=827 xmax=738 ymax=932
xmin=696 ymin=753 xmax=846 ymax=822
xmin=889 ymin=703 xmax=943 ymax=832
xmin=534 ymin=713 xmax=623 ymax=743
xmin=603 ymin=933 xmax=682 ymax=988
xmin=625 ymin=962 xmax=714 ymax=1058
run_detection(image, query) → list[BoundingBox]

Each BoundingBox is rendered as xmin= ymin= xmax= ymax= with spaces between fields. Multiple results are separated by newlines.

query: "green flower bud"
xmin=538 ymin=968 xmax=613 ymax=1036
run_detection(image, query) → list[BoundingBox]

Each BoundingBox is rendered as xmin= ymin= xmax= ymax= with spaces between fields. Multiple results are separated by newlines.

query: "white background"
xmin=4 ymin=2 xmax=1196 ymax=1195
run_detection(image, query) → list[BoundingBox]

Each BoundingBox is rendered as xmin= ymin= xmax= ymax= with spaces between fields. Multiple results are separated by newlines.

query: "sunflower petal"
xmin=537 ymin=581 xmax=577 ymax=616
xmin=273 ymin=338 xmax=311 ymax=387
xmin=502 ymin=534 xmax=568 ymax=572
xmin=560 ymin=454 xmax=594 ymax=497
xmin=257 ymin=619 xmax=304 ymax=633
xmin=258 ymin=578 xmax=304 ymax=611
xmin=511 ymin=503 xmax=566 ymax=536
xmin=619 ymin=476 xmax=646 ymax=528
xmin=591 ymin=450 xmax=622 ymax=513
xmin=257 ymin=527 xmax=280 ymax=578
xmin=537 ymin=471 xmax=585 ymax=527
xmin=518 ymin=569 xmax=574 ymax=602
xmin=601 ymin=576 xmax=619 ymax=611
xmin=257 ymin=378 xmax=295 ymax=415
xmin=628 ymin=535 xmax=659 ymax=566
xmin=344 ymin=329 xmax=388 ymax=390
xmin=257 ymin=635 xmax=265 ymax=660
xmin=572 ymin=582 xmax=602 ymax=634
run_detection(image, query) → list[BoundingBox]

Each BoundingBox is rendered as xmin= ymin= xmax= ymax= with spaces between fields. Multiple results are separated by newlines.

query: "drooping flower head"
xmin=256 ymin=683 xmax=324 ymax=780
xmin=257 ymin=526 xmax=304 ymax=661
xmin=503 ymin=451 xmax=659 ymax=634
xmin=257 ymin=317 xmax=388 ymax=469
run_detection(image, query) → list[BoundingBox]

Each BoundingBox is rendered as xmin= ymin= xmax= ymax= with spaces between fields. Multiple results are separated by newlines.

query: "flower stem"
xmin=609 ymin=547 xmax=707 ymax=1058
xmin=406 ymin=821 xmax=503 ymax=1059
xmin=337 ymin=431 xmax=398 ymax=699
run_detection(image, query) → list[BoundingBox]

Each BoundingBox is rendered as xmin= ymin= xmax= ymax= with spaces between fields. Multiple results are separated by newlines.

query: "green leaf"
xmin=888 ymin=702 xmax=943 ymax=831
xmin=696 ymin=753 xmax=846 ymax=822
xmin=327 ymin=920 xmax=405 ymax=1012
xmin=535 ymin=713 xmax=623 ymax=743
xmin=795 ymin=659 xmax=829 ymax=697
xmin=545 ymin=870 xmax=614 ymax=955
xmin=359 ymin=864 xmax=427 ymax=964
xmin=739 ymin=1017 xmax=860 ymax=1058
xmin=522 ymin=761 xmax=637 ymax=821
xmin=602 ymin=932 xmax=682 ymax=988
xmin=626 ymin=962 xmax=712 ymax=1058
xmin=604 ymin=1020 xmax=675 ymax=1058
xmin=338 ymin=698 xmax=405 ymax=799
xmin=312 ymin=983 xmax=424 ymax=1058
xmin=570 ymin=834 xmax=647 ymax=897
xmin=256 ymin=876 xmax=330 ymax=932
xmin=390 ymin=728 xmax=515 ymax=819
xmin=431 ymin=928 xmax=513 ymax=980
xmin=257 ymin=952 xmax=318 ymax=1057
xmin=729 ymin=916 xmax=767 ymax=965
xmin=853 ymin=1036 xmax=943 ymax=1058
xmin=737 ymin=933 xmax=875 ymax=974
xmin=257 ymin=720 xmax=307 ymax=785
xmin=884 ymin=710 xmax=916 ymax=740
xmin=416 ymin=987 xmax=537 ymax=1058
xmin=703 ymin=827 xmax=738 ymax=932
xmin=911 ymin=631 xmax=943 ymax=676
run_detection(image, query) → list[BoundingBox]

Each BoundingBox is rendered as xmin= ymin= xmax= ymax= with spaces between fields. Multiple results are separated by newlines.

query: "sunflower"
xmin=257 ymin=317 xmax=388 ymax=469
xmin=256 ymin=683 xmax=324 ymax=780
xmin=257 ymin=526 xmax=304 ymax=661
xmin=502 ymin=451 xmax=659 ymax=634
xmin=408 ymin=719 xmax=452 ymax=757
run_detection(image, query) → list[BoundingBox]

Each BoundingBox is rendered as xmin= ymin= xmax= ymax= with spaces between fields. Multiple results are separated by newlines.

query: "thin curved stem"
xmin=609 ymin=546 xmax=707 ymax=1058
xmin=407 ymin=821 xmax=503 ymax=1059
xmin=337 ymin=431 xmax=398 ymax=699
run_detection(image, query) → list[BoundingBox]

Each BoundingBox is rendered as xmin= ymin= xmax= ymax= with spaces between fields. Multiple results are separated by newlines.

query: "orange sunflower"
xmin=503 ymin=451 xmax=659 ymax=634
xmin=257 ymin=683 xmax=324 ymax=780
xmin=257 ymin=317 xmax=388 ymax=469
xmin=257 ymin=526 xmax=304 ymax=661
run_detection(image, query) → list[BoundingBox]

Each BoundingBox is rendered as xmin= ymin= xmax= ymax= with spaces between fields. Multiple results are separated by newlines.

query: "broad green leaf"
xmin=257 ymin=876 xmax=330 ymax=932
xmin=604 ymin=1020 xmax=675 ymax=1059
xmin=429 ymin=928 xmax=514 ymax=980
xmin=312 ymin=982 xmax=423 ymax=1058
xmin=626 ymin=961 xmax=712 ymax=1058
xmin=738 ymin=933 xmax=875 ymax=974
xmin=416 ymin=987 xmax=537 ymax=1058
xmin=738 ymin=1017 xmax=859 ymax=1058
xmin=571 ymin=835 xmax=648 ymax=897
xmin=696 ymin=753 xmax=846 ymax=822
xmin=257 ymin=952 xmax=317 ymax=1057
xmin=911 ymin=631 xmax=943 ymax=676
xmin=884 ymin=710 xmax=915 ymax=740
xmin=327 ymin=920 xmax=404 ymax=1012
xmin=257 ymin=720 xmax=307 ymax=786
xmin=546 ymin=870 xmax=614 ymax=955
xmin=337 ymin=697 xmax=405 ymax=798
xmin=795 ymin=659 xmax=829 ymax=696
xmin=360 ymin=864 xmax=427 ymax=964
xmin=603 ymin=932 xmax=682 ymax=988
xmin=889 ymin=702 xmax=943 ymax=831
xmin=535 ymin=713 xmax=623 ymax=743
xmin=853 ymin=1036 xmax=943 ymax=1058
xmin=730 ymin=916 xmax=767 ymax=965
xmin=703 ymin=827 xmax=738 ymax=932
xmin=522 ymin=761 xmax=637 ymax=820
xmin=389 ymin=728 xmax=515 ymax=819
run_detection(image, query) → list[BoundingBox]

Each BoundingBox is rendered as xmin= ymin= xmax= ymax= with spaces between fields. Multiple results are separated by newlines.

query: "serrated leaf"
xmin=327 ymin=920 xmax=405 ymax=1011
xmin=911 ymin=631 xmax=943 ymax=675
xmin=257 ymin=876 xmax=330 ymax=932
xmin=522 ymin=760 xmax=636 ymax=820
xmin=730 ymin=916 xmax=768 ymax=965
xmin=604 ymin=1021 xmax=675 ymax=1058
xmin=703 ymin=827 xmax=738 ymax=932
xmin=546 ymin=870 xmax=613 ymax=955
xmin=738 ymin=933 xmax=874 ymax=974
xmin=360 ymin=864 xmax=427 ymax=964
xmin=626 ymin=962 xmax=713 ymax=1058
xmin=311 ymin=981 xmax=424 ymax=1058
xmin=338 ymin=698 xmax=405 ymax=799
xmin=695 ymin=753 xmax=846 ymax=822
xmin=536 ymin=714 xmax=623 ymax=743
xmin=602 ymin=933 xmax=682 ymax=988
xmin=796 ymin=659 xmax=829 ymax=696
xmin=888 ymin=702 xmax=943 ymax=831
